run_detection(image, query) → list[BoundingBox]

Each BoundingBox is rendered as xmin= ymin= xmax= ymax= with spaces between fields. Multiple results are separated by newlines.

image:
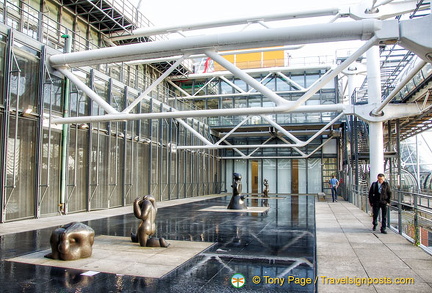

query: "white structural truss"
xmin=49 ymin=1 xmax=432 ymax=159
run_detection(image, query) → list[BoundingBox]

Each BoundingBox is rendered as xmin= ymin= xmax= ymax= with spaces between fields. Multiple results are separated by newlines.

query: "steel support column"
xmin=367 ymin=46 xmax=385 ymax=184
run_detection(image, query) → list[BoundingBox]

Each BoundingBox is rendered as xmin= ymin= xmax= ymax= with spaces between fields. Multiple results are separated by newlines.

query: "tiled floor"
xmin=0 ymin=195 xmax=316 ymax=292
xmin=316 ymin=200 xmax=432 ymax=293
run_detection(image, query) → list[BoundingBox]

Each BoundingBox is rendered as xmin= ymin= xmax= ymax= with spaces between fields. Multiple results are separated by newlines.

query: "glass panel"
xmin=151 ymin=144 xmax=159 ymax=198
xmin=0 ymin=35 xmax=4 ymax=105
xmin=67 ymin=128 xmax=88 ymax=213
xmin=70 ymin=83 xmax=88 ymax=117
xmin=111 ymin=84 xmax=125 ymax=112
xmin=178 ymin=149 xmax=186 ymax=198
xmin=291 ymin=74 xmax=305 ymax=88
xmin=43 ymin=1 xmax=62 ymax=50
xmin=109 ymin=135 xmax=123 ymax=208
xmin=298 ymin=159 xmax=307 ymax=193
xmin=5 ymin=118 xmax=37 ymax=220
xmin=305 ymin=74 xmax=319 ymax=88
xmin=61 ymin=10 xmax=74 ymax=34
xmin=263 ymin=76 xmax=276 ymax=91
xmin=132 ymin=142 xmax=149 ymax=201
xmin=234 ymin=79 xmax=248 ymax=91
xmin=40 ymin=129 xmax=61 ymax=215
xmin=10 ymin=43 xmax=40 ymax=113
xmin=276 ymin=76 xmax=291 ymax=91
xmin=307 ymin=158 xmax=322 ymax=193
xmin=22 ymin=0 xmax=40 ymax=39
xmin=43 ymin=75 xmax=62 ymax=114
xmin=262 ymin=159 xmax=276 ymax=195
xmin=88 ymin=28 xmax=100 ymax=50
xmin=161 ymin=145 xmax=169 ymax=201
xmin=220 ymin=80 xmax=233 ymax=94
xmin=277 ymin=159 xmax=291 ymax=193
xmin=88 ymin=133 xmax=107 ymax=210
xmin=75 ymin=18 xmax=88 ymax=52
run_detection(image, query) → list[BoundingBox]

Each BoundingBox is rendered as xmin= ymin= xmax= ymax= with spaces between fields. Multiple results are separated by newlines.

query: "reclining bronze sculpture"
xmin=46 ymin=222 xmax=94 ymax=261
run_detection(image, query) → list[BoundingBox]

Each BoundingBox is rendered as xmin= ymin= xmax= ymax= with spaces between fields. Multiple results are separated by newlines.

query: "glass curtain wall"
xmin=225 ymin=157 xmax=324 ymax=195
xmin=0 ymin=33 xmax=220 ymax=223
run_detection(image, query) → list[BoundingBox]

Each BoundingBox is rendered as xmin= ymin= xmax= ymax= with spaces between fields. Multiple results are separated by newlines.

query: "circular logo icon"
xmin=231 ymin=273 xmax=246 ymax=288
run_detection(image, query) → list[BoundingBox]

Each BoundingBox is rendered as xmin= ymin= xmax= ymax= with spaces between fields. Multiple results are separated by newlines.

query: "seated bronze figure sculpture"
xmin=227 ymin=172 xmax=247 ymax=210
xmin=46 ymin=222 xmax=95 ymax=261
xmin=131 ymin=195 xmax=170 ymax=247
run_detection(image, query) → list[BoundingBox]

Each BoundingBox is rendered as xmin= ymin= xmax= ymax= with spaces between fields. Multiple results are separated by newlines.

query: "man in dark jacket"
xmin=368 ymin=173 xmax=392 ymax=234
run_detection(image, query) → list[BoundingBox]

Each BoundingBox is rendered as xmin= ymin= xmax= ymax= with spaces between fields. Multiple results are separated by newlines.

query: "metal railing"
xmin=350 ymin=185 xmax=432 ymax=255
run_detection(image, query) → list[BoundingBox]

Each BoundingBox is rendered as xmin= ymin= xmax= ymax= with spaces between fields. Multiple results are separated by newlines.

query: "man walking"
xmin=368 ymin=173 xmax=392 ymax=234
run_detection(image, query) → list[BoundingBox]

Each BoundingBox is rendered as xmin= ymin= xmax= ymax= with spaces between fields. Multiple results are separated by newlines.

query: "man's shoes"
xmin=381 ymin=229 xmax=387 ymax=234
xmin=372 ymin=225 xmax=376 ymax=231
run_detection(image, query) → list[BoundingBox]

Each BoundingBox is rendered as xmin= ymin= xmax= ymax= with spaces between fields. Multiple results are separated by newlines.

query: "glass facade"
xmin=0 ymin=0 xmax=340 ymax=222
xmin=0 ymin=1 xmax=220 ymax=222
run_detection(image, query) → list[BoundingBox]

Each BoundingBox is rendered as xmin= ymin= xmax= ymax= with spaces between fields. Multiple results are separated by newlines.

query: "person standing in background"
xmin=329 ymin=175 xmax=339 ymax=202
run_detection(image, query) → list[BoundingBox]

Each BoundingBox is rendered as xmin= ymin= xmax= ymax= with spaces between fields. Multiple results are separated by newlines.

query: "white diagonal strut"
xmin=56 ymin=67 xmax=119 ymax=115
xmin=123 ymin=55 xmax=189 ymax=113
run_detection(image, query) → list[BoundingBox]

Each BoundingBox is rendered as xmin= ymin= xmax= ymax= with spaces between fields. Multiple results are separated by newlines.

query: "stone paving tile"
xmin=316 ymin=200 xmax=432 ymax=293
xmin=8 ymin=236 xmax=214 ymax=279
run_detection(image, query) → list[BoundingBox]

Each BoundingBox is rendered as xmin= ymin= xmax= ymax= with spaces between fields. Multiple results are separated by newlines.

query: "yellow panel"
xmin=236 ymin=52 xmax=261 ymax=62
xmin=213 ymin=47 xmax=285 ymax=71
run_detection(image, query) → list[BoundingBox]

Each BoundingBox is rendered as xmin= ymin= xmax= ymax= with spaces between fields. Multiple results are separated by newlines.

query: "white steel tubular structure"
xmin=48 ymin=5 xmax=432 ymax=156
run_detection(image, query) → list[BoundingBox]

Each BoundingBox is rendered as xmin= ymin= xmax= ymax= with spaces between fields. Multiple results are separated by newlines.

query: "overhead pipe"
xmin=217 ymin=130 xmax=333 ymax=137
xmin=56 ymin=67 xmax=118 ymax=114
xmin=294 ymin=36 xmax=379 ymax=107
xmin=203 ymin=36 xmax=377 ymax=113
xmin=51 ymin=19 xmax=381 ymax=125
xmin=260 ymin=115 xmax=302 ymax=144
xmin=59 ymin=35 xmax=72 ymax=215
xmin=371 ymin=59 xmax=428 ymax=116
xmin=176 ymin=118 xmax=214 ymax=146
xmin=49 ymin=19 xmax=381 ymax=68
xmin=169 ymin=64 xmax=332 ymax=81
xmin=248 ymin=137 xmax=276 ymax=157
xmin=110 ymin=8 xmax=341 ymax=41
xmin=205 ymin=50 xmax=290 ymax=107
xmin=217 ymin=136 xmax=336 ymax=160
xmin=215 ymin=116 xmax=252 ymax=145
xmin=169 ymin=90 xmax=308 ymax=101
xmin=176 ymin=113 xmax=345 ymax=150
xmin=275 ymin=72 xmax=305 ymax=90
xmin=122 ymin=54 xmax=189 ymax=113
xmin=124 ymin=45 xmax=305 ymax=67
xmin=52 ymin=103 xmax=345 ymax=124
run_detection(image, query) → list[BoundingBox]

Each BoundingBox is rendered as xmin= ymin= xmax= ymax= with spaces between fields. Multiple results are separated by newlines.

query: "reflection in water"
xmin=1 ymin=195 xmax=315 ymax=292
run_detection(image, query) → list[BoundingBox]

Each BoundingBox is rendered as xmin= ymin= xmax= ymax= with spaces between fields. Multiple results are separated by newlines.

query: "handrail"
xmin=350 ymin=186 xmax=432 ymax=254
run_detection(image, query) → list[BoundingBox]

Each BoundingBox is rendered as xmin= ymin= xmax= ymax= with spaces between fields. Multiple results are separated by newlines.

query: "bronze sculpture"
xmin=46 ymin=222 xmax=95 ymax=261
xmin=263 ymin=179 xmax=270 ymax=207
xmin=227 ymin=173 xmax=247 ymax=210
xmin=263 ymin=179 xmax=269 ymax=197
xmin=131 ymin=195 xmax=170 ymax=247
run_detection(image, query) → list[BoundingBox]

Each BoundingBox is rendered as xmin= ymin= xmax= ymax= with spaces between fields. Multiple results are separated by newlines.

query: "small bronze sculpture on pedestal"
xmin=131 ymin=195 xmax=169 ymax=247
xmin=46 ymin=222 xmax=95 ymax=261
xmin=263 ymin=179 xmax=270 ymax=207
xmin=263 ymin=179 xmax=269 ymax=197
xmin=227 ymin=173 xmax=247 ymax=210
